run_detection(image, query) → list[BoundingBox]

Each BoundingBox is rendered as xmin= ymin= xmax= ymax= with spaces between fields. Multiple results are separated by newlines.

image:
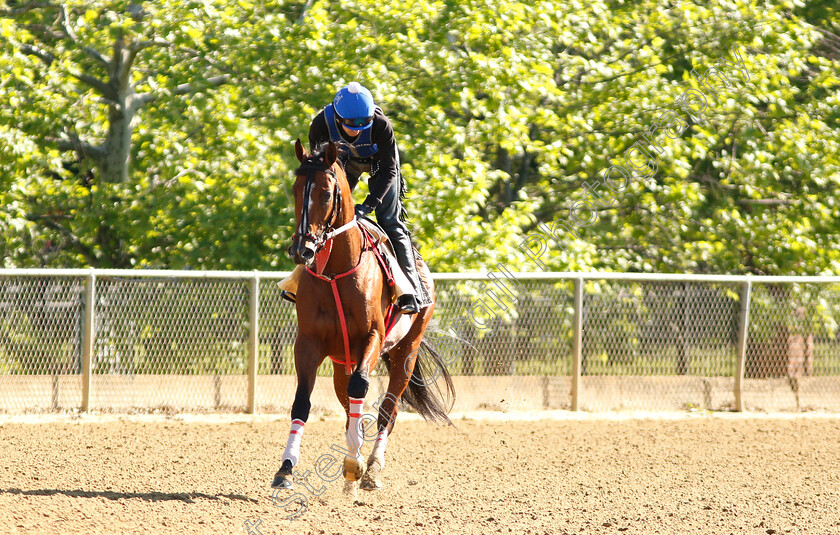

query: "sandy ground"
xmin=1 ymin=412 xmax=840 ymax=535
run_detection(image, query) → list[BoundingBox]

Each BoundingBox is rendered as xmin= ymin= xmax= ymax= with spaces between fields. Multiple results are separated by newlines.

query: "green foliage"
xmin=0 ymin=0 xmax=838 ymax=276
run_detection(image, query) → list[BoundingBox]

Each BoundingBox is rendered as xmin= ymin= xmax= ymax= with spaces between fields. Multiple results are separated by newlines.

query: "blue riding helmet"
xmin=333 ymin=82 xmax=375 ymax=131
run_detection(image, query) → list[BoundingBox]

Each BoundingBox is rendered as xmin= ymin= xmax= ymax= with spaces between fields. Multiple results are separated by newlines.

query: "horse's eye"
xmin=322 ymin=191 xmax=332 ymax=205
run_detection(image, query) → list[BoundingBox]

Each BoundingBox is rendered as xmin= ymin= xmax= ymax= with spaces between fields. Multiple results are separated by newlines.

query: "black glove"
xmin=354 ymin=203 xmax=373 ymax=218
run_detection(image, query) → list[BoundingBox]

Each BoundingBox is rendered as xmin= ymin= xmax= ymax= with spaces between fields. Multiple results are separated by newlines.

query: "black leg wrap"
xmin=347 ymin=370 xmax=370 ymax=399
xmin=290 ymin=384 xmax=311 ymax=422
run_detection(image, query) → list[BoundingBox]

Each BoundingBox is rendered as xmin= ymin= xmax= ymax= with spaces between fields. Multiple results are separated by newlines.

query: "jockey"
xmin=282 ymin=82 xmax=421 ymax=315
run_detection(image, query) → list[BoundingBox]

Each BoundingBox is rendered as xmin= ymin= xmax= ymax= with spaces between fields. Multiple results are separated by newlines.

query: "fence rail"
xmin=1 ymin=270 xmax=838 ymax=413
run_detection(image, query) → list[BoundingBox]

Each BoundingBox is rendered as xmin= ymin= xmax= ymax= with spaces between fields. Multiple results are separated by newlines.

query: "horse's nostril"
xmin=302 ymin=248 xmax=315 ymax=260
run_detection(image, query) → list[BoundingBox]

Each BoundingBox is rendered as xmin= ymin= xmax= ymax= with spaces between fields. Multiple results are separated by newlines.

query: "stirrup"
xmin=397 ymin=294 xmax=419 ymax=315
xmin=280 ymin=290 xmax=296 ymax=304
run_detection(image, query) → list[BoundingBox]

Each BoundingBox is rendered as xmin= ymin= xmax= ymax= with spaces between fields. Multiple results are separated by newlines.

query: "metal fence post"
xmin=247 ymin=275 xmax=260 ymax=414
xmin=81 ymin=270 xmax=95 ymax=412
xmin=734 ymin=278 xmax=752 ymax=412
xmin=571 ymin=277 xmax=583 ymax=411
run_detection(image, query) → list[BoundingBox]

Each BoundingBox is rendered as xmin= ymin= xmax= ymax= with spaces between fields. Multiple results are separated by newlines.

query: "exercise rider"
xmin=280 ymin=82 xmax=421 ymax=315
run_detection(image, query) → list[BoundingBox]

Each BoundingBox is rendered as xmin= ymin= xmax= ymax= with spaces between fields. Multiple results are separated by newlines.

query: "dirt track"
xmin=1 ymin=414 xmax=839 ymax=535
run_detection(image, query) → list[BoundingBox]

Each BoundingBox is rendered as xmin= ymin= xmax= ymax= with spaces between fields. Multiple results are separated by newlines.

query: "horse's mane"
xmin=305 ymin=141 xmax=346 ymax=171
xmin=310 ymin=141 xmax=331 ymax=157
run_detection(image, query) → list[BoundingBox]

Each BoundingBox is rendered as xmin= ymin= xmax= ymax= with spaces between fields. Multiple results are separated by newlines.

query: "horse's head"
xmin=289 ymin=139 xmax=351 ymax=266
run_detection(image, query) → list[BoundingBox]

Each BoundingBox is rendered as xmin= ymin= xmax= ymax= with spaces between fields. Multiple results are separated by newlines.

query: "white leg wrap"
xmin=281 ymin=419 xmax=305 ymax=466
xmin=371 ymin=429 xmax=388 ymax=464
xmin=346 ymin=397 xmax=365 ymax=458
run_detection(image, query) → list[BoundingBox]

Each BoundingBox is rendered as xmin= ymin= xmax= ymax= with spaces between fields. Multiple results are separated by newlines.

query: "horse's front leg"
xmin=341 ymin=330 xmax=383 ymax=483
xmin=272 ymin=335 xmax=323 ymax=489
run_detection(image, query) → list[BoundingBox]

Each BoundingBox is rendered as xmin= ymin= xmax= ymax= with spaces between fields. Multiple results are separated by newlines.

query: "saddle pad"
xmin=413 ymin=248 xmax=433 ymax=308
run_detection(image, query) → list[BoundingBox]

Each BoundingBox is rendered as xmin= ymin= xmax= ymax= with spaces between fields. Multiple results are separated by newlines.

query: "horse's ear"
xmin=325 ymin=141 xmax=337 ymax=167
xmin=294 ymin=138 xmax=306 ymax=163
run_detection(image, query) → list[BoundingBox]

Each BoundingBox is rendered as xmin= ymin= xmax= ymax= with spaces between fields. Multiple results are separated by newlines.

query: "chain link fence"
xmin=0 ymin=274 xmax=85 ymax=411
xmin=1 ymin=270 xmax=839 ymax=413
xmin=579 ymin=280 xmax=740 ymax=411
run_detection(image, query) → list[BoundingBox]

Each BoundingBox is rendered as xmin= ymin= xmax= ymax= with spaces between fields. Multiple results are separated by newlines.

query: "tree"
xmin=1 ymin=0 xmax=838 ymax=278
xmin=0 ymin=0 xmax=290 ymax=268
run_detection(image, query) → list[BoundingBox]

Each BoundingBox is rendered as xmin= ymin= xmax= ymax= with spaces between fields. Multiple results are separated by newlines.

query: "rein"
xmin=321 ymin=219 xmax=358 ymax=243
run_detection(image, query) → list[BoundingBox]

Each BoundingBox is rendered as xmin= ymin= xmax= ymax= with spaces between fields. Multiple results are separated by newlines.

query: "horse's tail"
xmin=382 ymin=338 xmax=455 ymax=426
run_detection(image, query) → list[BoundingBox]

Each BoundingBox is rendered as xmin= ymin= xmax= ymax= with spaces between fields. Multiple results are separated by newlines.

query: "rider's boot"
xmin=387 ymin=230 xmax=421 ymax=315
xmin=278 ymin=265 xmax=304 ymax=303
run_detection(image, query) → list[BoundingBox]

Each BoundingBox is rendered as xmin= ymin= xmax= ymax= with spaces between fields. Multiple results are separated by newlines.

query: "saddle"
xmin=357 ymin=217 xmax=433 ymax=308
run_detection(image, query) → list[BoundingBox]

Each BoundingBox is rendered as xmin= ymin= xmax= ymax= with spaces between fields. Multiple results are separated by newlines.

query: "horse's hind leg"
xmin=360 ymin=340 xmax=421 ymax=491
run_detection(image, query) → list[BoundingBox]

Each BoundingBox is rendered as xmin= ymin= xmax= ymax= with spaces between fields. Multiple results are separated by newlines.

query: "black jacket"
xmin=308 ymin=107 xmax=399 ymax=209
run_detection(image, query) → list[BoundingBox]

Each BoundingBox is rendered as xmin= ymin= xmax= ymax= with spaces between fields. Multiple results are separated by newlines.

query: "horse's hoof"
xmin=343 ymin=455 xmax=366 ymax=482
xmin=360 ymin=459 xmax=383 ymax=491
xmin=271 ymin=475 xmax=293 ymax=489
xmin=271 ymin=459 xmax=294 ymax=489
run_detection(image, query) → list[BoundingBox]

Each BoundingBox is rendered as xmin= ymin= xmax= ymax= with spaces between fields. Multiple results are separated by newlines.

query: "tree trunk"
xmin=100 ymin=37 xmax=134 ymax=184
xmin=101 ymin=97 xmax=133 ymax=184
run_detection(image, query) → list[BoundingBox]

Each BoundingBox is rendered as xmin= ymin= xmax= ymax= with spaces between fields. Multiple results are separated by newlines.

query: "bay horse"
xmin=272 ymin=139 xmax=454 ymax=493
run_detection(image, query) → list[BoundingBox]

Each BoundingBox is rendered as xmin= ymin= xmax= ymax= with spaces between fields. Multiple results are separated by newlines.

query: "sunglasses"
xmin=337 ymin=115 xmax=373 ymax=128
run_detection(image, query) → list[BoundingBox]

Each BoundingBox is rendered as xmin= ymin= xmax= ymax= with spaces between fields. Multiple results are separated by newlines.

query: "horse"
xmin=272 ymin=139 xmax=454 ymax=493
